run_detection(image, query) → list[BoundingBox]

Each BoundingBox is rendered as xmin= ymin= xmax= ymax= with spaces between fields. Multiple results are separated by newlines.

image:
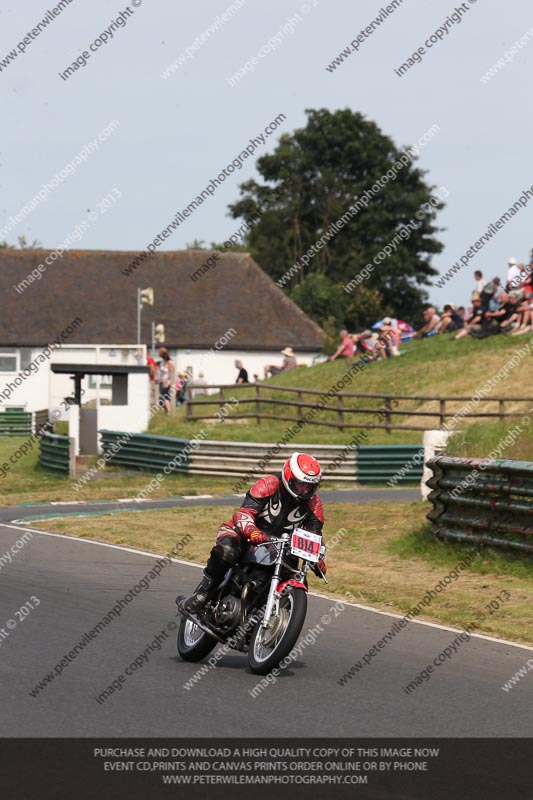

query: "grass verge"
xmin=31 ymin=501 xmax=533 ymax=646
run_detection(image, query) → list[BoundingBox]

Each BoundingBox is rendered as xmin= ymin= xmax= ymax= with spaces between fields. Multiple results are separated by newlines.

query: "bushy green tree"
xmin=228 ymin=108 xmax=444 ymax=328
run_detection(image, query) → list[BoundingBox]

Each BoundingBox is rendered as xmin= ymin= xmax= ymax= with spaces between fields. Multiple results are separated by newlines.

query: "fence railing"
xmin=426 ymin=455 xmax=533 ymax=553
xmin=39 ymin=433 xmax=74 ymax=476
xmin=186 ymin=384 xmax=532 ymax=433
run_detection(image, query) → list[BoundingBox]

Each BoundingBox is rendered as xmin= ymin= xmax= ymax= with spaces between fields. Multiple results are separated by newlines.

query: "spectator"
xmin=353 ymin=330 xmax=374 ymax=357
xmin=480 ymin=277 xmax=503 ymax=312
xmin=158 ymin=348 xmax=175 ymax=414
xmin=382 ymin=316 xmax=401 ymax=354
xmin=506 ymin=257 xmax=521 ymax=289
xmin=438 ymin=304 xmax=465 ymax=333
xmin=147 ymin=354 xmax=158 ymax=406
xmin=485 ymin=292 xmax=521 ymax=334
xmin=189 ymin=372 xmax=208 ymax=397
xmin=264 ymin=347 xmax=297 ymax=378
xmin=235 ymin=360 xmax=249 ymax=384
xmin=511 ymin=296 xmax=533 ymax=335
xmin=415 ymin=307 xmax=440 ymax=338
xmin=175 ymin=371 xmax=188 ymax=405
xmin=457 ymin=306 xmax=467 ymax=320
xmin=329 ymin=329 xmax=355 ymax=361
xmin=474 ymin=270 xmax=485 ymax=293
xmin=374 ymin=325 xmax=395 ymax=359
xmin=455 ymin=295 xmax=485 ymax=340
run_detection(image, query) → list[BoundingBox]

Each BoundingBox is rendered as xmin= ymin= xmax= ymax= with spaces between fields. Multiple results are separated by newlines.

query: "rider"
xmin=179 ymin=452 xmax=327 ymax=613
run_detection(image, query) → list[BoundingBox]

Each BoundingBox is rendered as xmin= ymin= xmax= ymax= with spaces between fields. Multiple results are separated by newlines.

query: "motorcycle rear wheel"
xmin=177 ymin=617 xmax=217 ymax=662
xmin=247 ymin=588 xmax=307 ymax=675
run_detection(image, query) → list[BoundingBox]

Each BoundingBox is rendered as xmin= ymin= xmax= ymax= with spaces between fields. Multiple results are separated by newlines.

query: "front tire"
xmin=247 ymin=588 xmax=307 ymax=675
xmin=177 ymin=617 xmax=217 ymax=662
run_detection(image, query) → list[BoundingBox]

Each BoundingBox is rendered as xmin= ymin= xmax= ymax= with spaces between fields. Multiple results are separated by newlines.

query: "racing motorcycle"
xmin=176 ymin=527 xmax=327 ymax=675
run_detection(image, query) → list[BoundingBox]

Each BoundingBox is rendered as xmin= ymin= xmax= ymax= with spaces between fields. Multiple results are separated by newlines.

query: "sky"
xmin=1 ymin=0 xmax=532 ymax=310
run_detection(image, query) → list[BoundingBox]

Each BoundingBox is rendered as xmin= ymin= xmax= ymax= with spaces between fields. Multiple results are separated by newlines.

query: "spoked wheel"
xmin=247 ymin=588 xmax=307 ymax=675
xmin=177 ymin=616 xmax=217 ymax=662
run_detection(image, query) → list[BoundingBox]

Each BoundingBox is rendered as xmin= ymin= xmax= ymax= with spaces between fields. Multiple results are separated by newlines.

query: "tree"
xmin=0 ymin=236 xmax=41 ymax=249
xmin=228 ymin=108 xmax=444 ymax=328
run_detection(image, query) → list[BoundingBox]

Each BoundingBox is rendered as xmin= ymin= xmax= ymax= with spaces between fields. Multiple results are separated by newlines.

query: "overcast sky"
xmin=1 ymin=0 xmax=532 ymax=309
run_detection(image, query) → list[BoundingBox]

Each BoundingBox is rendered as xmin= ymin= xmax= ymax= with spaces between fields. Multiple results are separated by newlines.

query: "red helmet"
xmin=282 ymin=452 xmax=322 ymax=501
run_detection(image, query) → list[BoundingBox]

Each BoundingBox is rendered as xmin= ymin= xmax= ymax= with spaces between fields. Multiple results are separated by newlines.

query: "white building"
xmin=0 ymin=248 xmax=324 ymax=445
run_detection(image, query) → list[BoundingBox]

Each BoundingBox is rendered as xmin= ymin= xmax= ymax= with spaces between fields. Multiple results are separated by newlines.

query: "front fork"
xmin=261 ymin=533 xmax=289 ymax=629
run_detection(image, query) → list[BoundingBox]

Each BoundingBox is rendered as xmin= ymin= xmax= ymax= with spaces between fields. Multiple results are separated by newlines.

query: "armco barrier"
xmin=426 ymin=455 xmax=533 ymax=553
xmin=98 ymin=432 xmax=422 ymax=484
xmin=39 ymin=434 xmax=74 ymax=476
xmin=0 ymin=410 xmax=32 ymax=436
xmin=356 ymin=445 xmax=424 ymax=484
xmin=99 ymin=430 xmax=191 ymax=473
xmin=189 ymin=441 xmax=357 ymax=481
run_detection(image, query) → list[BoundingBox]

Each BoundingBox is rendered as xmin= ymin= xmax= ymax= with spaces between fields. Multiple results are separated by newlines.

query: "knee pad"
xmin=211 ymin=537 xmax=240 ymax=565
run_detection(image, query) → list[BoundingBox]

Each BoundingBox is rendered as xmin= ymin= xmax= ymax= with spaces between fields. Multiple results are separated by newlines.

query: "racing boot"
xmin=178 ymin=572 xmax=216 ymax=614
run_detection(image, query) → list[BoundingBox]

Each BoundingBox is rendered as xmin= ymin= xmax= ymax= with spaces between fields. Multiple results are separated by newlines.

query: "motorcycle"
xmin=176 ymin=527 xmax=327 ymax=675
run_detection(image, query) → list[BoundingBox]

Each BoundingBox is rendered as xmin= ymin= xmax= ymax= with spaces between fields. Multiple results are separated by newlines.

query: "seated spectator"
xmin=457 ymin=306 xmax=467 ymax=320
xmin=374 ymin=325 xmax=396 ymax=359
xmin=486 ymin=292 xmax=521 ymax=334
xmin=189 ymin=372 xmax=208 ymax=397
xmin=352 ymin=330 xmax=375 ymax=357
xmin=508 ymin=263 xmax=532 ymax=299
xmin=235 ymin=360 xmax=249 ymax=384
xmin=438 ymin=305 xmax=465 ymax=333
xmin=329 ymin=329 xmax=355 ymax=361
xmin=264 ymin=347 xmax=297 ymax=378
xmin=415 ymin=306 xmax=440 ymax=338
xmin=381 ymin=317 xmax=401 ymax=354
xmin=455 ymin=295 xmax=484 ymax=340
xmin=511 ymin=296 xmax=533 ymax=335
xmin=474 ymin=270 xmax=485 ymax=293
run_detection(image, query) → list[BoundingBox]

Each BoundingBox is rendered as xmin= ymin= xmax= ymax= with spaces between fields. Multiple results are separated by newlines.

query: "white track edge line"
xmin=1 ymin=521 xmax=531 ymax=653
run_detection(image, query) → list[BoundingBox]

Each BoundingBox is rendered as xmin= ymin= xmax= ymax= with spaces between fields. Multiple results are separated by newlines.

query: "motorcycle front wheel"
xmin=247 ymin=588 xmax=307 ymax=675
xmin=177 ymin=616 xmax=217 ymax=662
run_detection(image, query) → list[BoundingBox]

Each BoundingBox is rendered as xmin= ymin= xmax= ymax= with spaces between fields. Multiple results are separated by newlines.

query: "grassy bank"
xmin=32 ymin=501 xmax=533 ymax=645
xmin=149 ymin=334 xmax=533 ymax=447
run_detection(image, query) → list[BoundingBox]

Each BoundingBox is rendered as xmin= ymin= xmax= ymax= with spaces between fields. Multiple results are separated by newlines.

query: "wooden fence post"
xmin=385 ymin=397 xmax=392 ymax=434
xmin=256 ymin=384 xmax=261 ymax=425
xmin=499 ymin=399 xmax=505 ymax=423
xmin=439 ymin=398 xmax=446 ymax=427
xmin=219 ymin=386 xmax=225 ymax=422
xmin=337 ymin=395 xmax=344 ymax=431
xmin=297 ymin=391 xmax=303 ymax=423
xmin=186 ymin=386 xmax=192 ymax=419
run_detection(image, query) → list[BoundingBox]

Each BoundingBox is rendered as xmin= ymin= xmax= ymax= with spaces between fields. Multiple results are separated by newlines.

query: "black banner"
xmin=1 ymin=738 xmax=531 ymax=799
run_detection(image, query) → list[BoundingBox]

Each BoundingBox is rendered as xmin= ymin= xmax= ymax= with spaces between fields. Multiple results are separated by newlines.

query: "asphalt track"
xmin=0 ymin=486 xmax=421 ymax=524
xmin=1 ymin=486 xmax=532 ymax=737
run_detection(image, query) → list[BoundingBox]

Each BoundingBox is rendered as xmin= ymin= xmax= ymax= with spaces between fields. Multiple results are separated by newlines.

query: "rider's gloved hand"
xmin=312 ymin=556 xmax=327 ymax=576
xmin=249 ymin=529 xmax=269 ymax=545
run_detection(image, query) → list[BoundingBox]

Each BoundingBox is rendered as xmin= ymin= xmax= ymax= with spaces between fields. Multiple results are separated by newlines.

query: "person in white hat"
xmin=263 ymin=347 xmax=298 ymax=378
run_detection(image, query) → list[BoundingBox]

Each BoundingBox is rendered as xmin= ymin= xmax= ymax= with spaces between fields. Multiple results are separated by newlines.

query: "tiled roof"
xmin=0 ymin=249 xmax=324 ymax=350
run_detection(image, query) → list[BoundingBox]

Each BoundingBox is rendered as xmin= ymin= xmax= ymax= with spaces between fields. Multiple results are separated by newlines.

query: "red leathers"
xmin=204 ymin=473 xmax=325 ymax=581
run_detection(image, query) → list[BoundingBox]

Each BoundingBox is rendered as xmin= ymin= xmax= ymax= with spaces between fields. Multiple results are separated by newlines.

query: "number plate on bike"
xmin=290 ymin=528 xmax=321 ymax=562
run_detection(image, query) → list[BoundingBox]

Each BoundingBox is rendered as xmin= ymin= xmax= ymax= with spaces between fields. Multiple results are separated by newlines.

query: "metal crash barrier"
xmin=426 ymin=455 xmax=533 ymax=553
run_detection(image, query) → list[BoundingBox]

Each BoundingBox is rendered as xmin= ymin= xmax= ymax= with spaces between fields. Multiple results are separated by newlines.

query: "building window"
xmin=88 ymin=375 xmax=113 ymax=389
xmin=0 ymin=350 xmax=18 ymax=372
